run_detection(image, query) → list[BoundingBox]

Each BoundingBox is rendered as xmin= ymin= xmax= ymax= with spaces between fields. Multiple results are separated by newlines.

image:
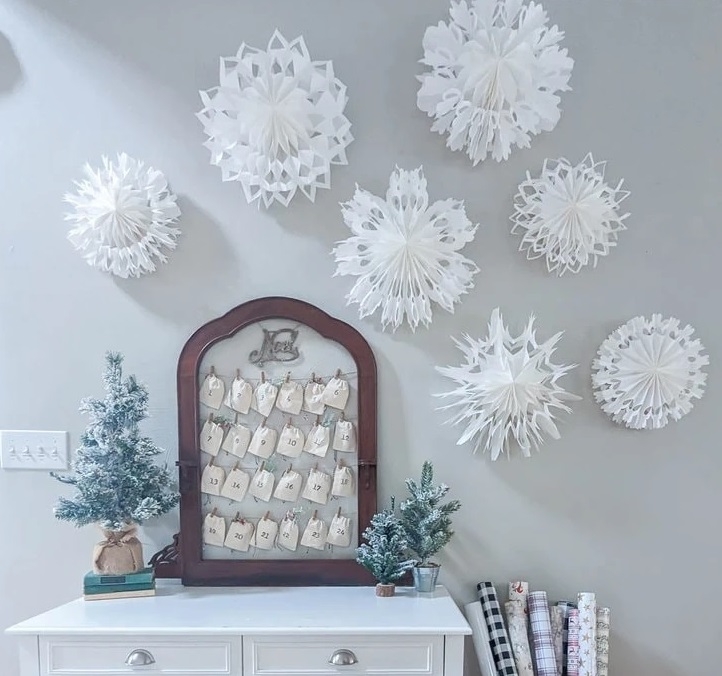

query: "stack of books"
xmin=84 ymin=567 xmax=156 ymax=601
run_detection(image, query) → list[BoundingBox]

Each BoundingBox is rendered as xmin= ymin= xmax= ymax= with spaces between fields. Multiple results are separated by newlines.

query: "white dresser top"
xmin=7 ymin=583 xmax=471 ymax=637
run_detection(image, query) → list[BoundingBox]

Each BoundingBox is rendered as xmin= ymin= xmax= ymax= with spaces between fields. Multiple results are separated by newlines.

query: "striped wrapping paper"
xmin=596 ymin=607 xmax=611 ymax=676
xmin=477 ymin=582 xmax=518 ymax=676
xmin=505 ymin=600 xmax=535 ymax=676
xmin=527 ymin=591 xmax=557 ymax=676
xmin=557 ymin=601 xmax=576 ymax=675
xmin=566 ymin=608 xmax=581 ymax=676
xmin=551 ymin=606 xmax=565 ymax=676
xmin=577 ymin=592 xmax=597 ymax=676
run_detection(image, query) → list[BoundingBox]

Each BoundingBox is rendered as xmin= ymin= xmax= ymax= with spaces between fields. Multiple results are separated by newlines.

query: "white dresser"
xmin=6 ymin=583 xmax=471 ymax=676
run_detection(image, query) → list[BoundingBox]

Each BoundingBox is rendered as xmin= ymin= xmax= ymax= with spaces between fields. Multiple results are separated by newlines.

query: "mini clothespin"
xmin=233 ymin=461 xmax=239 ymax=471
xmin=287 ymin=464 xmax=292 ymax=473
xmin=208 ymin=412 xmax=214 ymax=422
xmin=234 ymin=511 xmax=240 ymax=521
xmin=236 ymin=368 xmax=241 ymax=379
xmin=234 ymin=412 xmax=239 ymax=424
xmin=211 ymin=507 xmax=218 ymax=517
xmin=259 ymin=461 xmax=265 ymax=472
xmin=315 ymin=415 xmax=321 ymax=425
xmin=264 ymin=511 xmax=270 ymax=520
xmin=261 ymin=417 xmax=267 ymax=427
xmin=335 ymin=368 xmax=342 ymax=378
xmin=312 ymin=510 xmax=318 ymax=520
xmin=339 ymin=411 xmax=345 ymax=421
xmin=311 ymin=371 xmax=316 ymax=383
xmin=285 ymin=372 xmax=291 ymax=383
xmin=336 ymin=506 xmax=341 ymax=518
xmin=208 ymin=455 xmax=215 ymax=466
xmin=261 ymin=371 xmax=266 ymax=383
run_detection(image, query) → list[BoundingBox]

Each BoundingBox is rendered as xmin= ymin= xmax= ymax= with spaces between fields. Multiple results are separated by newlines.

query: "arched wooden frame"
xmin=176 ymin=297 xmax=377 ymax=586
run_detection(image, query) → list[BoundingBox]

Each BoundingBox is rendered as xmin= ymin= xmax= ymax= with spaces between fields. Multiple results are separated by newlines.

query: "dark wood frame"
xmin=174 ymin=297 xmax=378 ymax=586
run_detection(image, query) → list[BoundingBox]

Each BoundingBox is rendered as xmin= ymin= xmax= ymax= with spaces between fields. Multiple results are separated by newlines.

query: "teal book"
xmin=84 ymin=567 xmax=155 ymax=588
xmin=85 ymin=581 xmax=155 ymax=596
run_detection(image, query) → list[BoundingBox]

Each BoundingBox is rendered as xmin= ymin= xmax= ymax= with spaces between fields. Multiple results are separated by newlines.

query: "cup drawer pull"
xmin=328 ymin=649 xmax=358 ymax=666
xmin=125 ymin=648 xmax=156 ymax=667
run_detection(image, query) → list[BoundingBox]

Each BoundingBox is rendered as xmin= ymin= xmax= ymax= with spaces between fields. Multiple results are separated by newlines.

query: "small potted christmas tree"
xmin=52 ymin=353 xmax=179 ymax=575
xmin=356 ymin=501 xmax=415 ymax=597
xmin=400 ymin=461 xmax=461 ymax=593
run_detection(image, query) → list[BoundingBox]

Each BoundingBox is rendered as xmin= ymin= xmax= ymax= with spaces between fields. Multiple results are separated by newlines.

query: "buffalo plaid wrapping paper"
xmin=528 ymin=590 xmax=558 ymax=676
xmin=557 ymin=601 xmax=577 ymax=675
xmin=566 ymin=608 xmax=581 ymax=676
xmin=477 ymin=582 xmax=518 ymax=676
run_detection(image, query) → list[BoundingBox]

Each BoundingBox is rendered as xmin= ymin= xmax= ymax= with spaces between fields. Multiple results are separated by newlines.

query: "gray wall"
xmin=0 ymin=1 xmax=719 ymax=674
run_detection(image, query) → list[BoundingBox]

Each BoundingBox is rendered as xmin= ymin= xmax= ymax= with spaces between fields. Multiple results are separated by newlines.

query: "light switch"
xmin=0 ymin=430 xmax=69 ymax=470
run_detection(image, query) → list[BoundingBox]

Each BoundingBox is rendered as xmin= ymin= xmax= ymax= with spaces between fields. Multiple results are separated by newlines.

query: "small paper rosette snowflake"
xmin=197 ymin=31 xmax=353 ymax=208
xmin=417 ymin=0 xmax=574 ymax=164
xmin=65 ymin=153 xmax=181 ymax=279
xmin=333 ymin=166 xmax=479 ymax=332
xmin=511 ymin=154 xmax=630 ymax=275
xmin=592 ymin=315 xmax=708 ymax=430
xmin=436 ymin=308 xmax=579 ymax=460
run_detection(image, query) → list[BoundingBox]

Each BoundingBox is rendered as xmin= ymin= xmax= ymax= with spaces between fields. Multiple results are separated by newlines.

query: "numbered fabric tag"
xmin=247 ymin=424 xmax=278 ymax=459
xmin=331 ymin=465 xmax=355 ymax=497
xmin=251 ymin=381 xmax=278 ymax=417
xmin=249 ymin=467 xmax=275 ymax=502
xmin=301 ymin=468 xmax=332 ymax=505
xmin=276 ymin=379 xmax=303 ymax=415
xmin=252 ymin=515 xmax=278 ymax=551
xmin=276 ymin=424 xmax=304 ymax=458
xmin=200 ymin=463 xmax=225 ymax=496
xmin=220 ymin=468 xmax=251 ymax=502
xmin=200 ymin=419 xmax=224 ymax=456
xmin=278 ymin=513 xmax=299 ymax=552
xmin=221 ymin=423 xmax=252 ymax=458
xmin=303 ymin=380 xmax=326 ymax=415
xmin=224 ymin=518 xmax=254 ymax=552
xmin=321 ymin=375 xmax=349 ymax=410
xmin=300 ymin=515 xmax=328 ymax=550
xmin=199 ymin=373 xmax=225 ymax=410
xmin=273 ymin=468 xmax=303 ymax=502
xmin=333 ymin=419 xmax=357 ymax=452
xmin=326 ymin=513 xmax=352 ymax=548
xmin=202 ymin=511 xmax=225 ymax=547
xmin=224 ymin=376 xmax=253 ymax=414
xmin=303 ymin=423 xmax=330 ymax=458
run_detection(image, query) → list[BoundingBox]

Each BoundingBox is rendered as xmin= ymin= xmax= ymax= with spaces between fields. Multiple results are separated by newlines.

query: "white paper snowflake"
xmin=436 ymin=308 xmax=579 ymax=460
xmin=511 ymin=154 xmax=630 ymax=275
xmin=417 ymin=0 xmax=573 ymax=164
xmin=592 ymin=315 xmax=708 ymax=430
xmin=65 ymin=153 xmax=181 ymax=279
xmin=197 ymin=31 xmax=353 ymax=208
xmin=333 ymin=166 xmax=479 ymax=332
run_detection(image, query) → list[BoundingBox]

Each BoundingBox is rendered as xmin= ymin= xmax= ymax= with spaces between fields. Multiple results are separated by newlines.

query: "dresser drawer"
xmin=243 ymin=635 xmax=443 ymax=675
xmin=40 ymin=636 xmax=237 ymax=675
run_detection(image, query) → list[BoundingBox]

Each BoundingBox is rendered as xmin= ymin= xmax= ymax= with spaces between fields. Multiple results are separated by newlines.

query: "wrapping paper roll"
xmin=577 ymin=592 xmax=597 ymax=676
xmin=527 ymin=591 xmax=557 ymax=676
xmin=477 ymin=582 xmax=518 ymax=676
xmin=509 ymin=580 xmax=530 ymax=611
xmin=464 ymin=601 xmax=498 ymax=676
xmin=595 ymin=607 xmax=610 ymax=676
xmin=551 ymin=606 xmax=565 ymax=676
xmin=567 ymin=609 xmax=580 ymax=676
xmin=505 ymin=600 xmax=535 ymax=676
xmin=557 ymin=601 xmax=576 ymax=675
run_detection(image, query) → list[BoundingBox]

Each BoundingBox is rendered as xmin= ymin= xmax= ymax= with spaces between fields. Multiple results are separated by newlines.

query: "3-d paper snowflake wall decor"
xmin=65 ymin=153 xmax=181 ymax=279
xmin=197 ymin=31 xmax=353 ymax=208
xmin=511 ymin=154 xmax=630 ymax=275
xmin=333 ymin=166 xmax=479 ymax=332
xmin=592 ymin=315 xmax=708 ymax=430
xmin=417 ymin=0 xmax=574 ymax=164
xmin=436 ymin=308 xmax=579 ymax=460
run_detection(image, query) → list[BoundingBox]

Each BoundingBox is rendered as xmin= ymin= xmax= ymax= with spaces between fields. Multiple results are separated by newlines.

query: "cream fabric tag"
xmin=321 ymin=376 xmax=349 ymax=410
xmin=326 ymin=514 xmax=352 ymax=548
xmin=249 ymin=468 xmax=274 ymax=502
xmin=220 ymin=468 xmax=251 ymax=502
xmin=276 ymin=380 xmax=303 ymax=415
xmin=331 ymin=465 xmax=355 ymax=497
xmin=301 ymin=468 xmax=332 ymax=505
xmin=200 ymin=419 xmax=224 ymax=456
xmin=252 ymin=516 xmax=278 ymax=550
xmin=276 ymin=424 xmax=305 ymax=458
xmin=333 ymin=419 xmax=357 ymax=452
xmin=202 ymin=512 xmax=225 ymax=547
xmin=273 ymin=468 xmax=303 ymax=502
xmin=303 ymin=424 xmax=330 ymax=458
xmin=251 ymin=381 xmax=278 ymax=417
xmin=303 ymin=381 xmax=326 ymax=415
xmin=300 ymin=516 xmax=328 ymax=550
xmin=224 ymin=377 xmax=253 ymax=414
xmin=200 ymin=463 xmax=225 ymax=496
xmin=247 ymin=425 xmax=278 ymax=459
xmin=224 ymin=519 xmax=254 ymax=552
xmin=221 ymin=423 xmax=252 ymax=458
xmin=199 ymin=374 xmax=225 ymax=410
xmin=278 ymin=513 xmax=299 ymax=552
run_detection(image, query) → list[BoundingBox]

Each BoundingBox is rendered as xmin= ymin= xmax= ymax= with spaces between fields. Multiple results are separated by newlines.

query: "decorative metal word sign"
xmin=249 ymin=328 xmax=300 ymax=367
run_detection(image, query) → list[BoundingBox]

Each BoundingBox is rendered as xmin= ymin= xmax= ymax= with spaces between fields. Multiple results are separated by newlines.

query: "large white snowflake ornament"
xmin=511 ymin=154 xmax=630 ymax=275
xmin=436 ymin=308 xmax=579 ymax=460
xmin=333 ymin=166 xmax=479 ymax=332
xmin=417 ymin=0 xmax=573 ymax=164
xmin=592 ymin=315 xmax=708 ymax=430
xmin=65 ymin=153 xmax=181 ymax=279
xmin=197 ymin=31 xmax=353 ymax=208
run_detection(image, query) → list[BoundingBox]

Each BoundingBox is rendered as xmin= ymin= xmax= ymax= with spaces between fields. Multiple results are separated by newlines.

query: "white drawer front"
xmin=40 ymin=636 xmax=236 ymax=675
xmin=244 ymin=635 xmax=443 ymax=675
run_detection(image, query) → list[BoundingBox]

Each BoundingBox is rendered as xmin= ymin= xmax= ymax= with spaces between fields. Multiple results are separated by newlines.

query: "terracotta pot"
xmin=375 ymin=583 xmax=396 ymax=597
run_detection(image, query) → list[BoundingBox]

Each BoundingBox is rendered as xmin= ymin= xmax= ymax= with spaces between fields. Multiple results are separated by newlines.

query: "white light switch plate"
xmin=0 ymin=430 xmax=69 ymax=470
